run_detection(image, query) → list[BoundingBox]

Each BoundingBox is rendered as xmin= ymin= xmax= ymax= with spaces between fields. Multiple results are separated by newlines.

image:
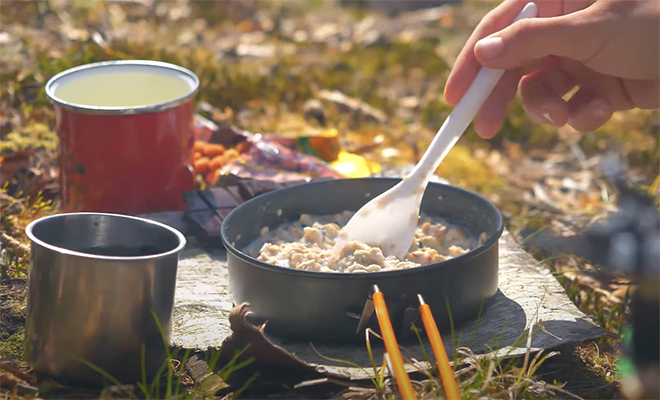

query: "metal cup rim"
xmin=44 ymin=59 xmax=200 ymax=115
xmin=25 ymin=212 xmax=187 ymax=261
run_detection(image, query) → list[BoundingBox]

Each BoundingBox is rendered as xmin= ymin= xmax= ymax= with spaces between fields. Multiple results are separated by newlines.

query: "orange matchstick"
xmin=371 ymin=286 xmax=417 ymax=400
xmin=417 ymin=294 xmax=460 ymax=400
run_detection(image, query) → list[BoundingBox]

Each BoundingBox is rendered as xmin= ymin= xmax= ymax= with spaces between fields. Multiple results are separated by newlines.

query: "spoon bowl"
xmin=334 ymin=176 xmax=424 ymax=259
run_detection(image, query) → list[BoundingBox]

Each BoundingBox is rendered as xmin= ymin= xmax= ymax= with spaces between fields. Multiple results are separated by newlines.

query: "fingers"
xmin=474 ymin=8 xmax=605 ymax=70
xmin=443 ymin=0 xmax=647 ymax=136
xmin=566 ymin=89 xmax=612 ymax=132
xmin=444 ymin=0 xmax=574 ymax=106
xmin=622 ymin=79 xmax=660 ymax=109
xmin=519 ymin=63 xmax=575 ymax=127
xmin=557 ymin=58 xmax=635 ymax=111
xmin=519 ymin=62 xmax=615 ymax=132
xmin=445 ymin=0 xmax=541 ymax=106
xmin=474 ymin=69 xmax=523 ymax=138
xmin=520 ymin=82 xmax=611 ymax=132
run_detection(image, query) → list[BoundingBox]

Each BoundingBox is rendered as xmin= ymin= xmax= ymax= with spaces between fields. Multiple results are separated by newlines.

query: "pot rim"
xmin=45 ymin=60 xmax=200 ymax=115
xmin=221 ymin=178 xmax=504 ymax=279
xmin=25 ymin=212 xmax=187 ymax=261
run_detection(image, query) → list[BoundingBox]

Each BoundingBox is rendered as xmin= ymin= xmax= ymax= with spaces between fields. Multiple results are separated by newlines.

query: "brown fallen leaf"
xmin=183 ymin=356 xmax=230 ymax=397
xmin=0 ymin=371 xmax=22 ymax=390
xmin=0 ymin=360 xmax=36 ymax=385
xmin=220 ymin=302 xmax=315 ymax=370
xmin=562 ymin=271 xmax=629 ymax=306
xmin=0 ymin=150 xmax=35 ymax=186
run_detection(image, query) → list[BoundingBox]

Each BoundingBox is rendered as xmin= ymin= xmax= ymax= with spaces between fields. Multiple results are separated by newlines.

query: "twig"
xmin=540 ymin=324 xmax=562 ymax=341
xmin=477 ymin=359 xmax=495 ymax=393
xmin=519 ymin=377 xmax=585 ymax=400
xmin=0 ymin=232 xmax=29 ymax=256
xmin=586 ymin=380 xmax=619 ymax=393
xmin=0 ymin=361 xmax=36 ymax=385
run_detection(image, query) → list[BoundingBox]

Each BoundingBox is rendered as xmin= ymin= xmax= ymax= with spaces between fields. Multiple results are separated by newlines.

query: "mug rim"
xmin=45 ymin=60 xmax=200 ymax=116
xmin=25 ymin=212 xmax=187 ymax=261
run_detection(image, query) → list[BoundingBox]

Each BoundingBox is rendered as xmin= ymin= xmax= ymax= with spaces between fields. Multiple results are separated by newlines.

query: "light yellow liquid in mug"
xmin=54 ymin=69 xmax=193 ymax=108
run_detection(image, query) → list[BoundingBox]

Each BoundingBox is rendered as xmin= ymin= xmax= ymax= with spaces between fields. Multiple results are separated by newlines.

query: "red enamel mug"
xmin=46 ymin=60 xmax=199 ymax=215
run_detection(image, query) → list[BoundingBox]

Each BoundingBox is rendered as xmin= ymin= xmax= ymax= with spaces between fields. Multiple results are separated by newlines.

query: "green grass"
xmin=299 ymin=303 xmax=576 ymax=400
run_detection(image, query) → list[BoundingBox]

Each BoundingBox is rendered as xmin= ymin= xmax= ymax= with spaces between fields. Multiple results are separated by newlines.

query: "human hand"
xmin=444 ymin=0 xmax=660 ymax=138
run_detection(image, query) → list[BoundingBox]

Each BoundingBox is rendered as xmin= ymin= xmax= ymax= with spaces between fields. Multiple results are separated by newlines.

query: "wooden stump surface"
xmin=144 ymin=211 xmax=606 ymax=380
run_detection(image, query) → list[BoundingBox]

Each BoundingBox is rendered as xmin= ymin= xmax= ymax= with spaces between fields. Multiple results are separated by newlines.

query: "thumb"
xmin=474 ymin=10 xmax=604 ymax=69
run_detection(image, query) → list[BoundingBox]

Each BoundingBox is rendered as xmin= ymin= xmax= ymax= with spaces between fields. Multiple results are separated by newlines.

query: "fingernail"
xmin=591 ymin=101 xmax=608 ymax=119
xmin=541 ymin=108 xmax=557 ymax=125
xmin=476 ymin=36 xmax=504 ymax=60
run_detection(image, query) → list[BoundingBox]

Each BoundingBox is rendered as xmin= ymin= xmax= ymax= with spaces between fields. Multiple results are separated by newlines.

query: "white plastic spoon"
xmin=334 ymin=2 xmax=539 ymax=260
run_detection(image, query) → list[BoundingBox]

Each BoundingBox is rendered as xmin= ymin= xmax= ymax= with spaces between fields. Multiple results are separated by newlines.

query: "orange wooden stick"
xmin=419 ymin=302 xmax=461 ymax=400
xmin=372 ymin=291 xmax=417 ymax=400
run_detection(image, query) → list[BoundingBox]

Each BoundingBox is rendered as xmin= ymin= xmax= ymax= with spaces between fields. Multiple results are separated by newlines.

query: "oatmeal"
xmin=246 ymin=211 xmax=480 ymax=273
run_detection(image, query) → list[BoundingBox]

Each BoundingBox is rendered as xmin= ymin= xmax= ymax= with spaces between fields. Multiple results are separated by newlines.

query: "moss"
xmin=421 ymin=97 xmax=452 ymax=128
xmin=0 ymin=122 xmax=59 ymax=155
xmin=436 ymin=144 xmax=506 ymax=194
xmin=0 ymin=297 xmax=27 ymax=361
xmin=0 ymin=326 xmax=25 ymax=360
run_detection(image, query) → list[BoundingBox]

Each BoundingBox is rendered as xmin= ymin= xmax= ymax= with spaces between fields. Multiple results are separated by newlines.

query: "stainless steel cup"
xmin=24 ymin=212 xmax=186 ymax=386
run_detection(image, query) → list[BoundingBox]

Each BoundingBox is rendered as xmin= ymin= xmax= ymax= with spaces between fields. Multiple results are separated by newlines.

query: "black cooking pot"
xmin=221 ymin=178 xmax=503 ymax=343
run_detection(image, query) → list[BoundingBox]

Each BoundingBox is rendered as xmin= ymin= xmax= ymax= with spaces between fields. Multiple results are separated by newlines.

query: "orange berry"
xmin=209 ymin=155 xmax=224 ymax=170
xmin=193 ymin=140 xmax=207 ymax=152
xmin=193 ymin=157 xmax=211 ymax=175
xmin=203 ymin=143 xmax=226 ymax=158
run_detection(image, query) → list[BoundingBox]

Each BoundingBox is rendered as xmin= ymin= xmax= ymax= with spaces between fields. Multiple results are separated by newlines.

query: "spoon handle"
xmin=407 ymin=2 xmax=538 ymax=187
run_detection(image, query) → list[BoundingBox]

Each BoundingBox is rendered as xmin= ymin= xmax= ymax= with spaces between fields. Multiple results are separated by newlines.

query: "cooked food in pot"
xmin=246 ymin=211 xmax=483 ymax=273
